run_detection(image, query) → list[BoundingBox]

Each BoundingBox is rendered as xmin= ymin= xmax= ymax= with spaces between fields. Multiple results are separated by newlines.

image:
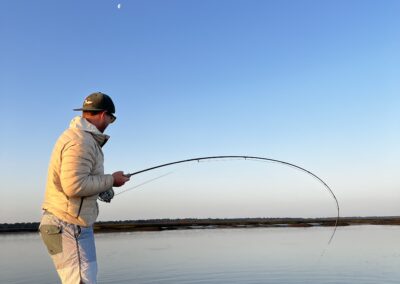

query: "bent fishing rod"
xmin=120 ymin=155 xmax=340 ymax=243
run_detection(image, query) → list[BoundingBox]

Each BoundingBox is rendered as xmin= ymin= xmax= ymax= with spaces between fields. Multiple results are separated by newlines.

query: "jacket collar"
xmin=69 ymin=116 xmax=110 ymax=147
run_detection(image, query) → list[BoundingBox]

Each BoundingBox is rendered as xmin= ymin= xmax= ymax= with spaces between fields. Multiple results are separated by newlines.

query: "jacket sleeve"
xmin=60 ymin=140 xmax=114 ymax=197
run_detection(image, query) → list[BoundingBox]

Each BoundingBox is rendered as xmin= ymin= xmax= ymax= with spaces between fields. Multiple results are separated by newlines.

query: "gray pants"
xmin=39 ymin=212 xmax=98 ymax=284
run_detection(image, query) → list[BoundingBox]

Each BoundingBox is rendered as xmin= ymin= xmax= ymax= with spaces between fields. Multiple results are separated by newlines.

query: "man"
xmin=39 ymin=92 xmax=130 ymax=284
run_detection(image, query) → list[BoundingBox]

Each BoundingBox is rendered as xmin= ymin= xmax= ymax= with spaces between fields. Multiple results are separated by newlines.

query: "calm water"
xmin=1 ymin=225 xmax=400 ymax=283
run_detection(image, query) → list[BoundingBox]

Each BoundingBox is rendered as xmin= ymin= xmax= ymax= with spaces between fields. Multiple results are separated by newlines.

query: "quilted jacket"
xmin=42 ymin=116 xmax=114 ymax=226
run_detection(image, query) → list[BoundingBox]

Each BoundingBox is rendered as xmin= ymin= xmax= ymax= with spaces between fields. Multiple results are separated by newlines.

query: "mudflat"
xmin=2 ymin=216 xmax=400 ymax=233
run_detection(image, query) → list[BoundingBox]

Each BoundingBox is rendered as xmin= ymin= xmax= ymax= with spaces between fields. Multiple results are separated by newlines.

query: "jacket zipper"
xmin=76 ymin=198 xmax=84 ymax=217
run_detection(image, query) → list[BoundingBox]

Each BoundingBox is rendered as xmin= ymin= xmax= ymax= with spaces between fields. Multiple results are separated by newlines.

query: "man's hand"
xmin=112 ymin=171 xmax=130 ymax=187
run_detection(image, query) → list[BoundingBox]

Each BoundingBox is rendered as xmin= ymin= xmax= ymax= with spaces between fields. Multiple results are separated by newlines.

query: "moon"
xmin=117 ymin=4 xmax=121 ymax=9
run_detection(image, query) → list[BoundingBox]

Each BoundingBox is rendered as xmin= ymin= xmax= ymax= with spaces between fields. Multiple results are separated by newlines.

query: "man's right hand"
xmin=112 ymin=171 xmax=130 ymax=187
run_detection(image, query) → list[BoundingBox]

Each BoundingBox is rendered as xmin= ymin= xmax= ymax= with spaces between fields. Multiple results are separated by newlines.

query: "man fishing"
xmin=39 ymin=92 xmax=130 ymax=284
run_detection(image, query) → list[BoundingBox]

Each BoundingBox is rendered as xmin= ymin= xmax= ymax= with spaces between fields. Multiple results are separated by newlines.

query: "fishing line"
xmin=116 ymin=172 xmax=174 ymax=196
xmin=121 ymin=155 xmax=340 ymax=244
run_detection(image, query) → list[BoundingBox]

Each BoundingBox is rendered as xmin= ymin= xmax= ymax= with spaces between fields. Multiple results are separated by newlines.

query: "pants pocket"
xmin=39 ymin=225 xmax=63 ymax=255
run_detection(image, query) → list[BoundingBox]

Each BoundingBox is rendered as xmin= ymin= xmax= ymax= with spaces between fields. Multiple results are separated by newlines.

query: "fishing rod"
xmin=105 ymin=155 xmax=340 ymax=243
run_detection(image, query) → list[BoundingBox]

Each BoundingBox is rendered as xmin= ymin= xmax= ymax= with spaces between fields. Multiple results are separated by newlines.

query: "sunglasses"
xmin=105 ymin=112 xmax=116 ymax=123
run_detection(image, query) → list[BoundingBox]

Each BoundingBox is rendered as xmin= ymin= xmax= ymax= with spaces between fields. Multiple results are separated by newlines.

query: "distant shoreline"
xmin=1 ymin=216 xmax=400 ymax=234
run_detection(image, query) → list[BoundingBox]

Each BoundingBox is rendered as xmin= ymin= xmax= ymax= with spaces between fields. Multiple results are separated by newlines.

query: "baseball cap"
xmin=73 ymin=92 xmax=116 ymax=114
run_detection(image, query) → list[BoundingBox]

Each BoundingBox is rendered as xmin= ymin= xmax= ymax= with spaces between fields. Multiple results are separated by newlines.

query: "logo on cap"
xmin=84 ymin=99 xmax=93 ymax=106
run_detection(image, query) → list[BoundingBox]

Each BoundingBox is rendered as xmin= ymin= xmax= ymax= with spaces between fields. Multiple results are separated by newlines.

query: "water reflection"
xmin=1 ymin=226 xmax=400 ymax=283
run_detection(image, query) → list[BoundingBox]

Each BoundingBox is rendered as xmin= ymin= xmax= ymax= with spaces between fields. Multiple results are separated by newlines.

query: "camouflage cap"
xmin=73 ymin=92 xmax=116 ymax=114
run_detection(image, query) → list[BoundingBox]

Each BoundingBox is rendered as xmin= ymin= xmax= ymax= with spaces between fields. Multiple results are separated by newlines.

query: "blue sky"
xmin=1 ymin=0 xmax=400 ymax=223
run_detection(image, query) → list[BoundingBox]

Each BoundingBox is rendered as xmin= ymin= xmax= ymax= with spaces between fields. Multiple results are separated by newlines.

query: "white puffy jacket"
xmin=42 ymin=116 xmax=114 ymax=226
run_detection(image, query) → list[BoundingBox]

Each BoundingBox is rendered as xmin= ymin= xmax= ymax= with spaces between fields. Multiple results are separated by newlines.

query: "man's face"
xmin=97 ymin=111 xmax=116 ymax=133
